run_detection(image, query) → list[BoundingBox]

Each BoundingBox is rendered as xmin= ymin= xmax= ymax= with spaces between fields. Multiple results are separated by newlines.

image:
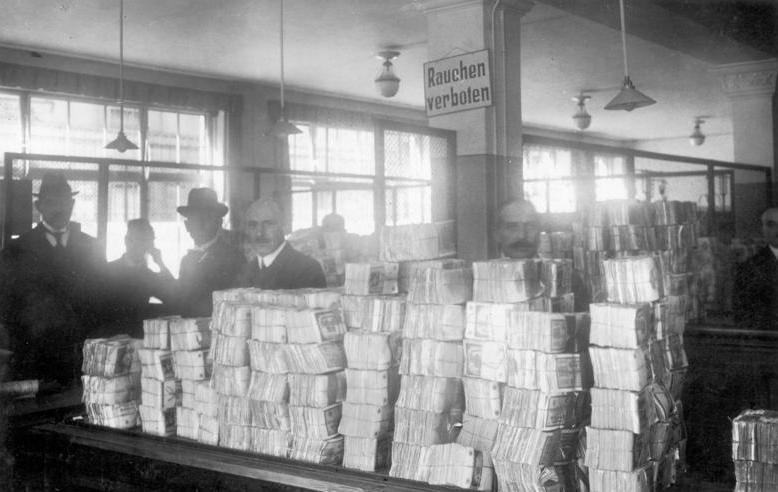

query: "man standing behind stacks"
xmin=734 ymin=207 xmax=778 ymax=330
xmin=176 ymin=188 xmax=245 ymax=317
xmin=1 ymin=172 xmax=104 ymax=384
xmin=241 ymin=198 xmax=326 ymax=289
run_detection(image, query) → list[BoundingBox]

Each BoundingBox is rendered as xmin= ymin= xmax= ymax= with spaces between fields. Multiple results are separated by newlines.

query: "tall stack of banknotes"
xmin=340 ymin=262 xmax=404 ymax=471
xmin=82 ymin=336 xmax=142 ymax=429
xmin=732 ymin=409 xmax=778 ymax=491
xmin=168 ymin=317 xmax=212 ymax=440
xmin=389 ymin=258 xmax=471 ymax=482
xmin=378 ymin=221 xmax=456 ymax=263
xmin=138 ymin=317 xmax=181 ymax=436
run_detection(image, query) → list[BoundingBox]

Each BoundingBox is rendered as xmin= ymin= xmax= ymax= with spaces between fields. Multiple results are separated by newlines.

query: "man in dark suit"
xmin=1 ymin=172 xmax=105 ymax=384
xmin=241 ymin=198 xmax=326 ymax=290
xmin=176 ymin=188 xmax=245 ymax=317
xmin=734 ymin=207 xmax=778 ymax=330
xmin=104 ymin=219 xmax=174 ymax=337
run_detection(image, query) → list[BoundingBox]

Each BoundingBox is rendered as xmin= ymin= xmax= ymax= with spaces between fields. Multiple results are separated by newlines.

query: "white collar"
xmin=42 ymin=220 xmax=69 ymax=235
xmin=191 ymin=233 xmax=220 ymax=253
xmin=258 ymin=241 xmax=286 ymax=269
xmin=770 ymin=244 xmax=778 ymax=261
xmin=42 ymin=221 xmax=70 ymax=247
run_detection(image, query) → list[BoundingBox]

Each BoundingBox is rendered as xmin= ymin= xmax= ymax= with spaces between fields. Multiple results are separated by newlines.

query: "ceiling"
xmin=0 ymin=0 xmax=773 ymax=147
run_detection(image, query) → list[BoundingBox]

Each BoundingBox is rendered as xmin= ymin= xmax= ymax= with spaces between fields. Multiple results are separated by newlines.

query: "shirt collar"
xmin=258 ymin=241 xmax=286 ymax=269
xmin=770 ymin=244 xmax=778 ymax=261
xmin=191 ymin=233 xmax=220 ymax=253
xmin=41 ymin=221 xmax=70 ymax=247
xmin=42 ymin=220 xmax=69 ymax=235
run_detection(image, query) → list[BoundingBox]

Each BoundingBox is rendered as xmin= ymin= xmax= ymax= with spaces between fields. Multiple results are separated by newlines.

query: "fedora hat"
xmin=177 ymin=188 xmax=228 ymax=218
xmin=33 ymin=172 xmax=79 ymax=199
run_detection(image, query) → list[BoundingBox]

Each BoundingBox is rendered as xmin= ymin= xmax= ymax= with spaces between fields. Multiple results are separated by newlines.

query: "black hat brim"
xmin=33 ymin=191 xmax=79 ymax=198
xmin=177 ymin=203 xmax=229 ymax=218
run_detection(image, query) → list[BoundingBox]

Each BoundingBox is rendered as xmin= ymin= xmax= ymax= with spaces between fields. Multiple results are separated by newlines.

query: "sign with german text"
xmin=424 ymin=49 xmax=492 ymax=117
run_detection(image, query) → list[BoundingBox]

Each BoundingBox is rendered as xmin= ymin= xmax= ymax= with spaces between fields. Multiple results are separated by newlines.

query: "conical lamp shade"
xmin=265 ymin=117 xmax=302 ymax=138
xmin=605 ymin=76 xmax=656 ymax=112
xmin=105 ymin=130 xmax=138 ymax=153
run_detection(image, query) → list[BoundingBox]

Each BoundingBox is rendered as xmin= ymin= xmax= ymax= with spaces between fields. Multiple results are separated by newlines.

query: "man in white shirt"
xmin=240 ymin=198 xmax=326 ymax=290
xmin=734 ymin=207 xmax=778 ymax=330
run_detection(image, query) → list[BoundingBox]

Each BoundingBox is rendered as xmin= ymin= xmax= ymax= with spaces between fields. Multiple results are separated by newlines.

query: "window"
xmin=384 ymin=130 xmax=435 ymax=226
xmin=522 ymin=145 xmax=576 ymax=213
xmin=3 ymin=90 xmax=226 ymax=276
xmin=594 ymin=154 xmax=628 ymax=201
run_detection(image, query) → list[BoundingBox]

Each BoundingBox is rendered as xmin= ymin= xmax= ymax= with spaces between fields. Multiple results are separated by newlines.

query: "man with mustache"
xmin=240 ymin=198 xmax=326 ymax=290
xmin=494 ymin=199 xmax=589 ymax=311
xmin=1 ymin=172 xmax=105 ymax=384
xmin=733 ymin=207 xmax=778 ymax=330
xmin=176 ymin=188 xmax=245 ymax=317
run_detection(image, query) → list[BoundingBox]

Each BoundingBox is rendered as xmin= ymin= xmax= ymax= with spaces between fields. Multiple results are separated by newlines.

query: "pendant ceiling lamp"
xmin=375 ymin=50 xmax=401 ymax=98
xmin=266 ymin=0 xmax=301 ymax=138
xmin=572 ymin=93 xmax=592 ymax=130
xmin=689 ymin=117 xmax=706 ymax=146
xmin=105 ymin=0 xmax=138 ymax=153
xmin=604 ymin=0 xmax=656 ymax=112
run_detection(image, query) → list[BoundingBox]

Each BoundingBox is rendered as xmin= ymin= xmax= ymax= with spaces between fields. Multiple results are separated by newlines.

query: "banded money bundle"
xmin=138 ymin=346 xmax=179 ymax=436
xmin=654 ymin=296 xmax=687 ymax=339
xmin=506 ymin=350 xmax=592 ymax=392
xmin=395 ymin=375 xmax=464 ymax=413
xmin=289 ymin=403 xmax=342 ymax=439
xmin=403 ymin=303 xmax=465 ymax=340
xmin=734 ymin=461 xmax=778 ymax=492
xmin=288 ymin=372 xmax=345 ymax=407
xmin=338 ymin=402 xmax=393 ymax=438
xmin=199 ymin=412 xmax=219 ymax=445
xmin=585 ymin=426 xmax=650 ymax=472
xmin=389 ymin=442 xmax=429 ymax=481
xmin=140 ymin=377 xmax=181 ymax=409
xmin=393 ymin=407 xmax=455 ymax=445
xmin=398 ymin=258 xmax=466 ymax=293
xmin=733 ymin=410 xmax=778 ymax=464
xmin=491 ymin=426 xmax=560 ymax=466
xmin=590 ymin=387 xmax=655 ymax=434
xmin=85 ymin=401 xmax=139 ymax=429
xmin=472 ymin=259 xmax=541 ymax=303
xmin=344 ymin=262 xmax=399 ymax=295
xmin=143 ymin=316 xmax=179 ymax=349
xmin=212 ymin=301 xmax=252 ymax=338
xmin=82 ymin=373 xmax=140 ymax=405
xmin=289 ymin=435 xmax=344 ymax=465
xmin=250 ymin=306 xmax=288 ymax=342
xmin=286 ymin=308 xmax=347 ymax=344
xmin=172 ymin=349 xmax=211 ymax=381
xmin=176 ymin=406 xmax=200 ymax=440
xmin=285 ymin=341 xmax=346 ymax=374
xmin=360 ymin=296 xmax=405 ymax=333
xmin=588 ymin=346 xmax=650 ymax=392
xmin=602 ymin=256 xmax=663 ymax=304
xmin=492 ymin=461 xmax=577 ymax=492
xmin=499 ymin=388 xmax=586 ymax=431
xmin=589 ymin=303 xmax=653 ymax=349
xmin=345 ymin=367 xmax=400 ymax=406
xmin=211 ymin=363 xmax=250 ymax=397
xmin=588 ymin=466 xmax=653 ymax=492
xmin=169 ymin=317 xmax=211 ymax=351
xmin=247 ymin=341 xmax=288 ymax=374
xmin=211 ymin=334 xmax=249 ymax=366
xmin=508 ymin=311 xmax=590 ymax=354
xmin=422 ymin=443 xmax=493 ymax=490
xmin=540 ymin=259 xmax=573 ymax=298
xmin=456 ymin=414 xmax=499 ymax=452
xmin=407 ymin=266 xmax=472 ymax=305
xmin=287 ymin=369 xmax=345 ymax=464
xmin=82 ymin=336 xmax=141 ymax=378
xmin=340 ymin=295 xmax=369 ymax=329
xmin=538 ymin=231 xmax=574 ymax=260
xmin=247 ymin=372 xmax=288 ymax=402
xmin=194 ymin=381 xmax=218 ymax=419
xmin=378 ymin=221 xmax=455 ymax=262
xmin=250 ymin=428 xmax=292 ymax=457
xmin=400 ymin=339 xmax=463 ymax=378
xmin=461 ymin=377 xmax=502 ymax=419
xmin=342 ymin=436 xmax=391 ymax=471
xmin=139 ymin=405 xmax=176 ymax=436
xmin=343 ymin=331 xmax=401 ymax=370
xmin=219 ymin=423 xmax=252 ymax=451
xmin=463 ymin=340 xmax=507 ymax=382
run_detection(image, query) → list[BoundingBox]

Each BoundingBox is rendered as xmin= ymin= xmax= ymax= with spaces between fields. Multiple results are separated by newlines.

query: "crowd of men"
xmin=0 ymin=173 xmax=327 ymax=385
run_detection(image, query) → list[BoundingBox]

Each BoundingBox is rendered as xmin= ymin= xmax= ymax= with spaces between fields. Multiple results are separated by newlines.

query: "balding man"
xmin=494 ymin=199 xmax=589 ymax=311
xmin=734 ymin=207 xmax=778 ymax=330
xmin=240 ymin=198 xmax=326 ymax=290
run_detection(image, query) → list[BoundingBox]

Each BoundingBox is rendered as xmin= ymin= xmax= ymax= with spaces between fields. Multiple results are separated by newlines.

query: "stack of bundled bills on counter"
xmin=389 ymin=259 xmax=470 ymax=481
xmin=378 ymin=221 xmax=455 ymax=263
xmin=491 ymin=308 xmax=592 ymax=492
xmin=138 ymin=317 xmax=181 ymax=436
xmin=82 ymin=336 xmax=142 ymax=429
xmin=167 ymin=317 xmax=212 ymax=441
xmin=732 ymin=409 xmax=778 ymax=492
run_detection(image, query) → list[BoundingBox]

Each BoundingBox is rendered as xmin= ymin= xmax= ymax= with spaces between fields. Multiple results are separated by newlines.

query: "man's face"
xmin=184 ymin=213 xmax=220 ymax=246
xmin=245 ymin=203 xmax=285 ymax=257
xmin=762 ymin=209 xmax=778 ymax=248
xmin=125 ymin=229 xmax=154 ymax=260
xmin=35 ymin=196 xmax=74 ymax=230
xmin=497 ymin=206 xmax=541 ymax=259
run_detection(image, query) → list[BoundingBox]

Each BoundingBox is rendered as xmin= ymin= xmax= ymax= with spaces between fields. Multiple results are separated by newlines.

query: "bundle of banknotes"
xmin=508 ymin=311 xmax=590 ymax=354
xmin=398 ymin=258 xmax=466 ymax=293
xmin=247 ymin=371 xmax=288 ymax=403
xmin=585 ymin=426 xmax=650 ymax=472
xmin=456 ymin=414 xmax=499 ymax=453
xmin=590 ymin=387 xmax=655 ymax=434
xmin=140 ymin=377 xmax=181 ymax=410
xmin=344 ymin=262 xmax=399 ymax=296
xmin=734 ymin=461 xmax=778 ymax=492
xmin=463 ymin=340 xmax=507 ymax=382
xmin=344 ymin=367 xmax=400 ymax=406
xmin=506 ymin=350 xmax=593 ymax=392
xmin=588 ymin=466 xmax=653 ymax=492
xmin=199 ymin=412 xmax=219 ymax=445
xmin=176 ymin=406 xmax=200 ymax=440
xmin=338 ymin=402 xmax=393 ymax=439
xmin=138 ymin=348 xmax=176 ymax=382
xmin=422 ymin=443 xmax=494 ymax=490
xmin=172 ymin=349 xmax=211 ymax=381
xmin=289 ymin=403 xmax=342 ymax=439
xmin=143 ymin=316 xmax=179 ymax=349
xmin=499 ymin=388 xmax=588 ymax=431
xmin=212 ymin=301 xmax=253 ymax=338
xmin=211 ymin=334 xmax=249 ymax=367
xmin=285 ymin=341 xmax=347 ymax=374
xmin=288 ymin=372 xmax=345 ymax=407
xmin=219 ymin=423 xmax=252 ymax=451
xmin=654 ymin=296 xmax=687 ymax=339
xmin=82 ymin=336 xmax=141 ymax=378
xmin=82 ymin=373 xmax=140 ymax=405
xmin=602 ymin=256 xmax=663 ymax=304
xmin=169 ymin=317 xmax=211 ymax=351
xmin=250 ymin=305 xmax=288 ymax=342
xmin=589 ymin=303 xmax=653 ymax=349
xmin=403 ymin=303 xmax=465 ymax=341
xmin=400 ymin=339 xmax=464 ymax=378
xmin=472 ymin=259 xmax=542 ymax=303
xmin=194 ymin=381 xmax=218 ymax=421
xmin=289 ymin=434 xmax=344 ymax=465
xmin=359 ymin=296 xmax=406 ymax=333
xmin=407 ymin=266 xmax=472 ymax=305
xmin=733 ymin=410 xmax=778 ymax=464
xmin=342 ymin=435 xmax=391 ymax=471
xmin=389 ymin=442 xmax=429 ymax=481
xmin=588 ymin=346 xmax=651 ymax=392
xmin=491 ymin=425 xmax=560 ymax=466
xmin=492 ymin=460 xmax=577 ymax=492
xmin=538 ymin=231 xmax=574 ymax=260
xmin=249 ymin=428 xmax=292 ymax=458
xmin=343 ymin=331 xmax=401 ymax=371
xmin=395 ymin=375 xmax=464 ymax=413
xmin=286 ymin=308 xmax=347 ymax=344
xmin=540 ymin=259 xmax=573 ymax=298
xmin=378 ymin=221 xmax=455 ymax=262
xmin=85 ymin=401 xmax=139 ymax=429
xmin=211 ymin=363 xmax=250 ymax=397
xmin=393 ymin=407 xmax=457 ymax=446
xmin=218 ymin=395 xmax=289 ymax=430
xmin=139 ymin=405 xmax=176 ymax=436
xmin=247 ymin=341 xmax=289 ymax=374
xmin=461 ymin=377 xmax=502 ymax=420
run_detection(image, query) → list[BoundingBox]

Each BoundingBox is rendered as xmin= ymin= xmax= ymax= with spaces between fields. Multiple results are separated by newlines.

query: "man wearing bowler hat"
xmin=1 ymin=172 xmax=105 ymax=384
xmin=176 ymin=187 xmax=245 ymax=317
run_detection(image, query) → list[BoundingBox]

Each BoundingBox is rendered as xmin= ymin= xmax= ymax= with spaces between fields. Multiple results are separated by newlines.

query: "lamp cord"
xmin=618 ymin=0 xmax=629 ymax=78
xmin=118 ymin=0 xmax=125 ymax=132
xmin=280 ymin=0 xmax=286 ymax=112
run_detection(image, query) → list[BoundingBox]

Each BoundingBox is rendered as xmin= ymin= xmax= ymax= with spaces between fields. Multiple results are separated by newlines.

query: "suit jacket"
xmin=1 ymin=222 xmax=105 ymax=383
xmin=241 ymin=243 xmax=327 ymax=291
xmin=177 ymin=235 xmax=245 ymax=317
xmin=734 ymin=246 xmax=778 ymax=331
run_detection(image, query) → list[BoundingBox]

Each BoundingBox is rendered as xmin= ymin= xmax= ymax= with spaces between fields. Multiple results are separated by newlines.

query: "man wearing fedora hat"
xmin=1 ymin=172 xmax=105 ymax=384
xmin=176 ymin=187 xmax=245 ymax=317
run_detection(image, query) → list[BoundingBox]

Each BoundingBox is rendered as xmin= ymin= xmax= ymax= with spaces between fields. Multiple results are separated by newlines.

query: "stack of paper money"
xmin=602 ymin=256 xmax=663 ymax=304
xmin=194 ymin=381 xmax=219 ymax=445
xmin=142 ymin=316 xmax=179 ymax=349
xmin=506 ymin=350 xmax=592 ymax=392
xmin=590 ymin=303 xmax=652 ymax=349
xmin=733 ymin=409 xmax=778 ymax=491
xmin=285 ymin=341 xmax=346 ymax=374
xmin=137 ymin=345 xmax=179 ymax=437
xmin=499 ymin=388 xmax=588 ymax=431
xmin=407 ymin=267 xmax=472 ymax=305
xmin=422 ymin=443 xmax=494 ymax=490
xmin=344 ymin=262 xmax=399 ymax=295
xmin=507 ymin=311 xmax=590 ymax=354
xmin=402 ymin=303 xmax=465 ymax=340
xmin=585 ymin=426 xmax=650 ymax=472
xmin=472 ymin=259 xmax=542 ymax=303
xmin=169 ymin=317 xmax=211 ymax=351
xmin=286 ymin=308 xmax=347 ymax=344
xmin=540 ymin=259 xmax=573 ymax=298
xmin=289 ymin=434 xmax=344 ymax=465
xmin=588 ymin=466 xmax=653 ymax=492
xmin=81 ymin=336 xmax=143 ymax=429
xmin=250 ymin=427 xmax=293 ymax=457
xmin=360 ymin=296 xmax=405 ymax=333
xmin=342 ymin=435 xmax=392 ymax=471
xmin=344 ymin=367 xmax=400 ymax=407
xmin=538 ymin=231 xmax=575 ymax=260
xmin=343 ymin=331 xmax=401 ymax=371
xmin=379 ymin=222 xmax=455 ymax=262
xmin=398 ymin=258 xmax=465 ymax=293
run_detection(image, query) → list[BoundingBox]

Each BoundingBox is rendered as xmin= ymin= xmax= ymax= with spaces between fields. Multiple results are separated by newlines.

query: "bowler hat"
xmin=33 ymin=172 xmax=79 ymax=199
xmin=177 ymin=188 xmax=228 ymax=218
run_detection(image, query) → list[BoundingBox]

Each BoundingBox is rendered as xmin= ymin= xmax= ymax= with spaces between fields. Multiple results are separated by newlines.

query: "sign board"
xmin=423 ymin=49 xmax=492 ymax=117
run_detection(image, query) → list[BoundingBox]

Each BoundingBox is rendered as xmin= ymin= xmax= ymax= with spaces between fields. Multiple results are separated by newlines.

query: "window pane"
xmin=524 ymin=181 xmax=548 ymax=213
xmin=291 ymin=189 xmax=313 ymax=232
xmin=336 ymin=189 xmax=373 ymax=235
xmin=69 ymin=101 xmax=104 ymax=158
xmin=327 ymin=127 xmax=374 ymax=175
xmin=148 ymin=110 xmax=179 ymax=162
xmin=596 ymin=177 xmax=628 ymax=201
xmin=548 ymin=180 xmax=576 ymax=213
xmin=179 ymin=113 xmax=205 ymax=164
xmin=289 ymin=124 xmax=324 ymax=173
xmin=316 ymin=191 xmax=334 ymax=226
xmin=523 ymin=145 xmax=572 ymax=180
xmin=106 ymin=105 xmax=141 ymax=160
xmin=0 ymin=93 xmax=22 ymax=159
xmin=106 ymin=179 xmax=141 ymax=262
xmin=385 ymin=131 xmax=432 ymax=180
xmin=30 ymin=97 xmax=68 ymax=154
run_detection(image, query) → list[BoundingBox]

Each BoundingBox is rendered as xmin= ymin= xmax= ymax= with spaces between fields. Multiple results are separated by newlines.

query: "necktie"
xmin=51 ymin=231 xmax=65 ymax=249
xmin=260 ymin=258 xmax=267 ymax=270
